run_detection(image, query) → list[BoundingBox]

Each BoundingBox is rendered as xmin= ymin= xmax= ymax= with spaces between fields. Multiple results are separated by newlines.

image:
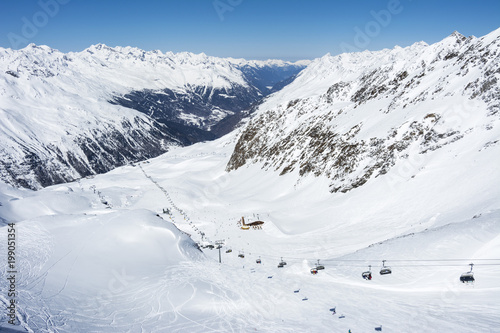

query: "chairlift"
xmin=256 ymin=256 xmax=262 ymax=264
xmin=279 ymin=257 xmax=287 ymax=266
xmin=379 ymin=260 xmax=392 ymax=275
xmin=226 ymin=249 xmax=232 ymax=253
xmin=316 ymin=259 xmax=325 ymax=270
xmin=362 ymin=265 xmax=372 ymax=280
xmin=310 ymin=268 xmax=318 ymax=274
xmin=460 ymin=263 xmax=475 ymax=283
xmin=238 ymin=251 xmax=245 ymax=258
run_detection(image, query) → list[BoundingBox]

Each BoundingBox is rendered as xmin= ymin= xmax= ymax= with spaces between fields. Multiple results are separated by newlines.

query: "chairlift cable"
xmin=321 ymin=258 xmax=500 ymax=262
xmin=231 ymin=252 xmax=500 ymax=264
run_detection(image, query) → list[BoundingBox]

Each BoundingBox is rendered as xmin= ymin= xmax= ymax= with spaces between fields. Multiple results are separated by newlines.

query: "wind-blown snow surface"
xmin=0 ymin=129 xmax=499 ymax=332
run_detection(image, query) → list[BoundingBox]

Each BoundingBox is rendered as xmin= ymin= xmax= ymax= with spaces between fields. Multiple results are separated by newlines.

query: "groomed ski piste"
xmin=1 ymin=123 xmax=499 ymax=333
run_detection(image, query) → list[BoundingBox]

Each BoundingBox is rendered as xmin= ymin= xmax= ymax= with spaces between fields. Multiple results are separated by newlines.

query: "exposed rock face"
xmin=0 ymin=115 xmax=179 ymax=190
xmin=227 ymin=29 xmax=500 ymax=193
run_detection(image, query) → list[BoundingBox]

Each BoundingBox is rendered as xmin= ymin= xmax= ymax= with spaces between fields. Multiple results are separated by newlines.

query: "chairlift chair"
xmin=362 ymin=265 xmax=372 ymax=280
xmin=279 ymin=257 xmax=287 ymax=266
xmin=379 ymin=260 xmax=392 ymax=275
xmin=256 ymin=257 xmax=262 ymax=264
xmin=238 ymin=251 xmax=245 ymax=258
xmin=316 ymin=259 xmax=325 ymax=270
xmin=460 ymin=263 xmax=475 ymax=283
xmin=226 ymin=249 xmax=232 ymax=253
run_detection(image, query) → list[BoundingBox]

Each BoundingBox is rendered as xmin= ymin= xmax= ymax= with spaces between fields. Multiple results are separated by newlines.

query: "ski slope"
xmin=1 ymin=129 xmax=499 ymax=332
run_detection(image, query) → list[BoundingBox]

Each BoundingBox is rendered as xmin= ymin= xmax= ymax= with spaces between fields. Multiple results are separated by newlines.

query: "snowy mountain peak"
xmin=24 ymin=43 xmax=57 ymax=51
xmin=86 ymin=42 xmax=109 ymax=51
xmin=439 ymin=30 xmax=471 ymax=48
xmin=449 ymin=30 xmax=466 ymax=40
xmin=409 ymin=40 xmax=429 ymax=49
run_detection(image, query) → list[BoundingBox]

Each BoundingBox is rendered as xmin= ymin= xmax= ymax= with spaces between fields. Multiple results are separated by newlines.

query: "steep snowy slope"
xmin=0 ymin=49 xmax=178 ymax=190
xmin=0 ymin=131 xmax=499 ymax=332
xmin=0 ymin=44 xmax=306 ymax=189
xmin=227 ymin=29 xmax=500 ymax=193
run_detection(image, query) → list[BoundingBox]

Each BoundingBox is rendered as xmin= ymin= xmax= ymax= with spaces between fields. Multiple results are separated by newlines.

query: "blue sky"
xmin=0 ymin=0 xmax=499 ymax=61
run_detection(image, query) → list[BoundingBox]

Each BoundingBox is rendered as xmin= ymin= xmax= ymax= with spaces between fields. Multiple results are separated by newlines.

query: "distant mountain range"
xmin=0 ymin=44 xmax=307 ymax=189
xmin=1 ymin=28 xmax=499 ymax=192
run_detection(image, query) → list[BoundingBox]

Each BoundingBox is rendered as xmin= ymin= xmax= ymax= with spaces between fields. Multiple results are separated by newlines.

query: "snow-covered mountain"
xmin=227 ymin=57 xmax=311 ymax=95
xmin=109 ymin=54 xmax=308 ymax=135
xmin=227 ymin=29 xmax=500 ymax=193
xmin=0 ymin=28 xmax=499 ymax=332
xmin=0 ymin=44 xmax=306 ymax=189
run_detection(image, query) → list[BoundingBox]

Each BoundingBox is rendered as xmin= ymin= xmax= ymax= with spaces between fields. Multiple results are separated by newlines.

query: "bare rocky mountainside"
xmin=227 ymin=29 xmax=500 ymax=193
xmin=0 ymin=44 xmax=306 ymax=189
